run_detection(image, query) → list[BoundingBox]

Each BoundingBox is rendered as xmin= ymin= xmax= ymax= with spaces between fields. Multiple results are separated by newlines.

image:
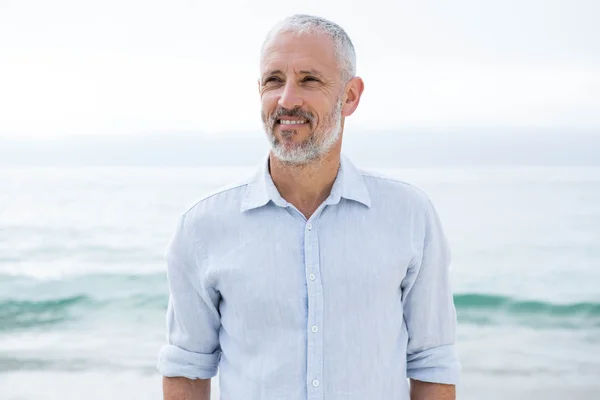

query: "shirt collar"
xmin=240 ymin=153 xmax=371 ymax=212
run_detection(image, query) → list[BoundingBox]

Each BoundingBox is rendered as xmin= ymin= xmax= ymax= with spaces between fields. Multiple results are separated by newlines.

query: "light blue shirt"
xmin=157 ymin=155 xmax=460 ymax=399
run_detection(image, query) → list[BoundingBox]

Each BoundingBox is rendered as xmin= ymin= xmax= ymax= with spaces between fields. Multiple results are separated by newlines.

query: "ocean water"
xmin=1 ymin=164 xmax=599 ymax=400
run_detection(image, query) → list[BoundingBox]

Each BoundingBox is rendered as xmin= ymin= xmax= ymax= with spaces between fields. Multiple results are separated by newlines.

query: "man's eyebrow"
xmin=299 ymin=69 xmax=324 ymax=77
xmin=263 ymin=69 xmax=283 ymax=77
xmin=262 ymin=69 xmax=325 ymax=78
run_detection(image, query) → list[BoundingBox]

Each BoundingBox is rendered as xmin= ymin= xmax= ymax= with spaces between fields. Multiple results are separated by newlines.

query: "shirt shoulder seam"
xmin=182 ymin=180 xmax=251 ymax=217
xmin=359 ymin=170 xmax=429 ymax=197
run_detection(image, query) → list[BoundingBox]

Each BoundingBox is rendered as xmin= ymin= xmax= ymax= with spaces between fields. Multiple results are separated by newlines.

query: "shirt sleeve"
xmin=401 ymin=197 xmax=461 ymax=385
xmin=157 ymin=212 xmax=221 ymax=379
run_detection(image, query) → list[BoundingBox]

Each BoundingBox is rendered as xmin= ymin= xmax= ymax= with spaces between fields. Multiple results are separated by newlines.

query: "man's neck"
xmin=269 ymin=149 xmax=341 ymax=220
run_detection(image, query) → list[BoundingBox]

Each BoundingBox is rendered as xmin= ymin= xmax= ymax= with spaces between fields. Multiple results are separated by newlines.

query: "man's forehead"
xmin=260 ymin=31 xmax=337 ymax=73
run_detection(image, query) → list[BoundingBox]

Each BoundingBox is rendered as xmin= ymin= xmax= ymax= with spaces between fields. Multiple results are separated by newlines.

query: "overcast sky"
xmin=1 ymin=0 xmax=598 ymax=138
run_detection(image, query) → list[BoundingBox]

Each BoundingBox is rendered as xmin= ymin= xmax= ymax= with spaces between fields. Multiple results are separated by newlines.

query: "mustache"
xmin=269 ymin=107 xmax=315 ymax=126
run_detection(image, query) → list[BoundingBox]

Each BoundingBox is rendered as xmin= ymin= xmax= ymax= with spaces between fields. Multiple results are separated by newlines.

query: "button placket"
xmin=304 ymin=215 xmax=324 ymax=400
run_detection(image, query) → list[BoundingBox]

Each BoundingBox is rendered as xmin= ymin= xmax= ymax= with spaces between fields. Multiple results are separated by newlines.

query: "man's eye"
xmin=302 ymin=76 xmax=320 ymax=82
xmin=264 ymin=77 xmax=282 ymax=84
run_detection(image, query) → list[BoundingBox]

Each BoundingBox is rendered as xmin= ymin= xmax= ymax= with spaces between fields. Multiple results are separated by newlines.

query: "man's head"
xmin=259 ymin=15 xmax=364 ymax=165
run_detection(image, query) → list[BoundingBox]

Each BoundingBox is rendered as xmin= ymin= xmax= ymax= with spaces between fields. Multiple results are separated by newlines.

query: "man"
xmin=158 ymin=14 xmax=460 ymax=400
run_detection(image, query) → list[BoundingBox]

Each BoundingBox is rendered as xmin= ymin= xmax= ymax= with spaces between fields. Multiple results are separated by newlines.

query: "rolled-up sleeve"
xmin=401 ymin=197 xmax=461 ymax=385
xmin=157 ymin=212 xmax=221 ymax=379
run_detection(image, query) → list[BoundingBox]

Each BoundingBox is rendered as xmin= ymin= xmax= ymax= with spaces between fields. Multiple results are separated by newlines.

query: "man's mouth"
xmin=277 ymin=118 xmax=308 ymax=126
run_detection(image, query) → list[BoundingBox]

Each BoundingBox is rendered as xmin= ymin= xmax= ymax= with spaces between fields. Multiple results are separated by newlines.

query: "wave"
xmin=0 ymin=293 xmax=168 ymax=332
xmin=454 ymin=293 xmax=600 ymax=330
xmin=0 ymin=295 xmax=93 ymax=331
xmin=1 ymin=288 xmax=600 ymax=332
xmin=454 ymin=293 xmax=600 ymax=317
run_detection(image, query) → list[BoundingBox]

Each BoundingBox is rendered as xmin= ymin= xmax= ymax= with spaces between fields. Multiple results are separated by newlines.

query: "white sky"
xmin=1 ymin=0 xmax=599 ymax=138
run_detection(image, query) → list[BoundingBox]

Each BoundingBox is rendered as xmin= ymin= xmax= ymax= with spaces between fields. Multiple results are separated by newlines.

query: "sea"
xmin=1 ymin=164 xmax=599 ymax=400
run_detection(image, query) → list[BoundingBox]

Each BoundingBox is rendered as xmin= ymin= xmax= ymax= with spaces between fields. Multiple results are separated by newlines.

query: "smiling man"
xmin=158 ymin=14 xmax=460 ymax=400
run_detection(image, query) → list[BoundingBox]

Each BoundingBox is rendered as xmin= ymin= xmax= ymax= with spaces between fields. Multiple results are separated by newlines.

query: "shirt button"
xmin=307 ymin=223 xmax=312 ymax=231
xmin=312 ymin=325 xmax=318 ymax=333
xmin=312 ymin=379 xmax=320 ymax=387
xmin=309 ymin=274 xmax=316 ymax=281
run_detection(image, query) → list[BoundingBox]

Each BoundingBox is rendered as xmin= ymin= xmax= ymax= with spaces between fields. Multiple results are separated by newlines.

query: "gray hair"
xmin=261 ymin=14 xmax=357 ymax=83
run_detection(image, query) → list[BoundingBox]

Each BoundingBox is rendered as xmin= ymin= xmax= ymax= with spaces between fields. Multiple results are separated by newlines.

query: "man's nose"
xmin=278 ymin=82 xmax=303 ymax=110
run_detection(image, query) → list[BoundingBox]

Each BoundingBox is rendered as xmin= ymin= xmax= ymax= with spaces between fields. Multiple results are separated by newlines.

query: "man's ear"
xmin=342 ymin=77 xmax=365 ymax=117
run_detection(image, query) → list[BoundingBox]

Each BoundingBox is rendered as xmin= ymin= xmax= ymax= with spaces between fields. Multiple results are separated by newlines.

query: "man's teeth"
xmin=279 ymin=119 xmax=307 ymax=125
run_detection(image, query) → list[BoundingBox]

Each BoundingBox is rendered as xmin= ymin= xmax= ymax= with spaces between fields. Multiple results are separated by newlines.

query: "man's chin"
xmin=271 ymin=147 xmax=318 ymax=165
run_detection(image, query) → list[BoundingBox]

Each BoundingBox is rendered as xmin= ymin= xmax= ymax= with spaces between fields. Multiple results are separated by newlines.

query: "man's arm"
xmin=410 ymin=379 xmax=455 ymax=400
xmin=401 ymin=196 xmax=461 ymax=391
xmin=157 ymin=213 xmax=222 ymax=396
xmin=163 ymin=377 xmax=211 ymax=400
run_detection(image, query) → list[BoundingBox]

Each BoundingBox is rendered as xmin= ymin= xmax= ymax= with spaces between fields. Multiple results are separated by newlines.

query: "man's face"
xmin=259 ymin=31 xmax=346 ymax=165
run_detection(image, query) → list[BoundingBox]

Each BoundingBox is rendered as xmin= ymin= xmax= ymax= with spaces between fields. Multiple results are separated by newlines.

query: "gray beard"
xmin=264 ymin=97 xmax=343 ymax=165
